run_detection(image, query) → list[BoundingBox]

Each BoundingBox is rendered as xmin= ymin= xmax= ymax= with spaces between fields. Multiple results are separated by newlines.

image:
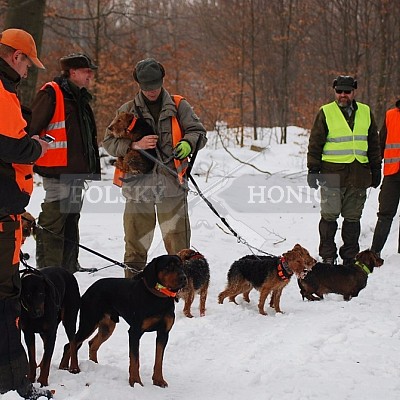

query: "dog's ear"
xmin=142 ymin=257 xmax=159 ymax=287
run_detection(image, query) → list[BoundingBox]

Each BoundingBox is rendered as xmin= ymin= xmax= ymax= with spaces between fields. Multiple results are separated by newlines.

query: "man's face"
xmin=69 ymin=67 xmax=95 ymax=88
xmin=142 ymin=87 xmax=162 ymax=102
xmin=334 ymin=88 xmax=355 ymax=108
xmin=13 ymin=51 xmax=32 ymax=79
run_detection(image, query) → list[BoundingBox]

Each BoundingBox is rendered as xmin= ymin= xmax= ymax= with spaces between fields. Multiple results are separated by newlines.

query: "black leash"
xmin=186 ymin=172 xmax=274 ymax=257
xmin=35 ymin=223 xmax=141 ymax=274
xmin=118 ymin=131 xmax=273 ymax=256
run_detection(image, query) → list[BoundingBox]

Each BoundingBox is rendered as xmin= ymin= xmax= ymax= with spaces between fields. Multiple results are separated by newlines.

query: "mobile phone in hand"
xmin=40 ymin=134 xmax=55 ymax=143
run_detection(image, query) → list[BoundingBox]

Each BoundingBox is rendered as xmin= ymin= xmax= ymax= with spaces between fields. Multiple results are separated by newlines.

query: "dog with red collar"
xmin=218 ymin=244 xmax=316 ymax=315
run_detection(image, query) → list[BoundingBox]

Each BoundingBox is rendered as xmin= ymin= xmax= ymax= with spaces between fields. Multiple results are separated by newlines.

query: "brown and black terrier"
xmin=218 ymin=244 xmax=316 ymax=315
xmin=107 ymin=112 xmax=156 ymax=174
xmin=177 ymin=249 xmax=210 ymax=318
xmin=297 ymin=249 xmax=383 ymax=301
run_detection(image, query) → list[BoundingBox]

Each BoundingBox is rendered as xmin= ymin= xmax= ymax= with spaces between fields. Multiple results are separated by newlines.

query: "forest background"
xmin=1 ymin=0 xmax=400 ymax=144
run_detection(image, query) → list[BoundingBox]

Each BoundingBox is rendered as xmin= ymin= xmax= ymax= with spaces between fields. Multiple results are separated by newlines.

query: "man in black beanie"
xmin=30 ymin=53 xmax=101 ymax=273
xmin=103 ymin=58 xmax=207 ymax=277
xmin=307 ymin=75 xmax=381 ymax=265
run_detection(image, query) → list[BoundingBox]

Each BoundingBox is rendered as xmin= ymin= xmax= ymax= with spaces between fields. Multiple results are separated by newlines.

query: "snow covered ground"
xmin=4 ymin=126 xmax=400 ymax=400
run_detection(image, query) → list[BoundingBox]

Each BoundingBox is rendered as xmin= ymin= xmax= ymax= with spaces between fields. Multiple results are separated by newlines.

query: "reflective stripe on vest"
xmin=35 ymin=81 xmax=68 ymax=167
xmin=113 ymin=95 xmax=186 ymax=187
xmin=321 ymin=101 xmax=370 ymax=164
xmin=0 ymin=80 xmax=34 ymax=196
xmin=383 ymin=107 xmax=400 ymax=176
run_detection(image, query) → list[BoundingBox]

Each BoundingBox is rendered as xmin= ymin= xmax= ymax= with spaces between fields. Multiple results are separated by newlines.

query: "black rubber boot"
xmin=340 ymin=220 xmax=361 ymax=261
xmin=319 ymin=218 xmax=338 ymax=261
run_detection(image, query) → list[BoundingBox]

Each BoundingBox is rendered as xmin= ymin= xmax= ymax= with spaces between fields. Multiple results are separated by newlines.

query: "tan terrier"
xmin=107 ymin=112 xmax=156 ymax=175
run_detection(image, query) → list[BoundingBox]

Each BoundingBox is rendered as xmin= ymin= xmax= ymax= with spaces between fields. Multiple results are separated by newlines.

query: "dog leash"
xmin=35 ymin=223 xmax=142 ymax=274
xmin=118 ymin=138 xmax=274 ymax=257
xmin=19 ymin=252 xmax=62 ymax=309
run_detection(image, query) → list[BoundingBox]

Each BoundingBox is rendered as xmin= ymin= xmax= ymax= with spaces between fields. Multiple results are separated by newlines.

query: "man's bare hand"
xmin=131 ymin=135 xmax=158 ymax=150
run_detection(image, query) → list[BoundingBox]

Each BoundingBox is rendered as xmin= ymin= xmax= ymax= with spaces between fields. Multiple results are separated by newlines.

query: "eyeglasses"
xmin=335 ymin=89 xmax=352 ymax=94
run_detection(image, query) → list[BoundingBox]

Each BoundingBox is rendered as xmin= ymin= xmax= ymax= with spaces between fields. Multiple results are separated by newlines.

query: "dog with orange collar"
xmin=60 ymin=255 xmax=187 ymax=388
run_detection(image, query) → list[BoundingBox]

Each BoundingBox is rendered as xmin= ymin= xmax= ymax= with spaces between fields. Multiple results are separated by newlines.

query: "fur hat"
xmin=133 ymin=58 xmax=165 ymax=90
xmin=333 ymin=75 xmax=357 ymax=91
xmin=0 ymin=28 xmax=44 ymax=69
xmin=60 ymin=53 xmax=98 ymax=71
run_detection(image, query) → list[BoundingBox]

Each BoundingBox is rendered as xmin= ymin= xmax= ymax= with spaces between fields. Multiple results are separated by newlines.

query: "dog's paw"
xmin=152 ymin=376 xmax=168 ymax=388
xmin=129 ymin=376 xmax=144 ymax=387
xmin=69 ymin=366 xmax=81 ymax=374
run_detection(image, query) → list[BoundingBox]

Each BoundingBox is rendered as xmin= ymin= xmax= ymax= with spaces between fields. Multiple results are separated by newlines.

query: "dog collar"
xmin=355 ymin=261 xmax=371 ymax=275
xmin=277 ymin=256 xmax=293 ymax=281
xmin=155 ymin=283 xmax=177 ymax=298
xmin=188 ymin=252 xmax=205 ymax=261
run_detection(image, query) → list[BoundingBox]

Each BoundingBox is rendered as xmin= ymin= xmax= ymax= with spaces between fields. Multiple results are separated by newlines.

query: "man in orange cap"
xmin=0 ymin=28 xmax=53 ymax=399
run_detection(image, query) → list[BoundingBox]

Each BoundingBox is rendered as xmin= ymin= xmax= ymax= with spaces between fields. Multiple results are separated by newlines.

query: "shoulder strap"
xmin=172 ymin=95 xmax=184 ymax=109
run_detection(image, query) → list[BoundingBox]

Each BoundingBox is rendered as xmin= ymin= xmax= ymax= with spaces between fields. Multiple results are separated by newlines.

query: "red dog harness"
xmin=277 ymin=256 xmax=293 ymax=281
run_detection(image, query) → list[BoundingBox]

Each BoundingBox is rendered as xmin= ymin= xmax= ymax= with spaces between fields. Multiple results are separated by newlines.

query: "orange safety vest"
xmin=0 ymin=80 xmax=34 ymax=197
xmin=113 ymin=95 xmax=187 ymax=187
xmin=383 ymin=107 xmax=400 ymax=176
xmin=35 ymin=82 xmax=68 ymax=167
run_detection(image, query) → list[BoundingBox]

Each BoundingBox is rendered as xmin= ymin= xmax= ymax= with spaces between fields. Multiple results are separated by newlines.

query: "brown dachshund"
xmin=218 ymin=244 xmax=316 ymax=315
xmin=177 ymin=249 xmax=210 ymax=318
xmin=298 ymin=249 xmax=383 ymax=301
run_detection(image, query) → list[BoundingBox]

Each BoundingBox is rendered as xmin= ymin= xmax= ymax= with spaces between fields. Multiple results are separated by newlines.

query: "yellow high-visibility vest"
xmin=321 ymin=101 xmax=370 ymax=164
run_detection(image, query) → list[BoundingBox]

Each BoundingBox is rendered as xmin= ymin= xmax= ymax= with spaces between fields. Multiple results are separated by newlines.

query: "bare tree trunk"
xmin=250 ymin=0 xmax=258 ymax=140
xmin=5 ymin=0 xmax=46 ymax=106
xmin=375 ymin=0 xmax=390 ymax=127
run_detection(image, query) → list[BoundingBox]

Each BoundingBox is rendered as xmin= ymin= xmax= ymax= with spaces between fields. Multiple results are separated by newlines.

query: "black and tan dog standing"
xmin=177 ymin=249 xmax=210 ymax=318
xmin=298 ymin=249 xmax=383 ymax=301
xmin=20 ymin=267 xmax=80 ymax=387
xmin=218 ymin=244 xmax=316 ymax=315
xmin=60 ymin=255 xmax=187 ymax=388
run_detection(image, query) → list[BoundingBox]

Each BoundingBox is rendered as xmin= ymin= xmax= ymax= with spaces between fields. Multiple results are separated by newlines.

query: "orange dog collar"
xmin=155 ymin=283 xmax=177 ymax=297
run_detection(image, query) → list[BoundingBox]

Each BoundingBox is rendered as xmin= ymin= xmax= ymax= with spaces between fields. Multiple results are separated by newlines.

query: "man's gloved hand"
xmin=173 ymin=140 xmax=191 ymax=160
xmin=307 ymin=169 xmax=320 ymax=189
xmin=371 ymin=169 xmax=382 ymax=188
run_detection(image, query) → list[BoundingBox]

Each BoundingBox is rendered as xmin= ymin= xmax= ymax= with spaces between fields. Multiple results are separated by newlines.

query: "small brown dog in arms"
xmin=297 ymin=249 xmax=383 ymax=301
xmin=177 ymin=249 xmax=210 ymax=318
xmin=107 ymin=112 xmax=156 ymax=174
xmin=218 ymin=244 xmax=316 ymax=315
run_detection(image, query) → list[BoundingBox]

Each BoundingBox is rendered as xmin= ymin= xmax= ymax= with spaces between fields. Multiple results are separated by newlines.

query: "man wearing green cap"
xmin=103 ymin=58 xmax=207 ymax=277
xmin=0 ymin=28 xmax=53 ymax=399
xmin=30 ymin=53 xmax=101 ymax=274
